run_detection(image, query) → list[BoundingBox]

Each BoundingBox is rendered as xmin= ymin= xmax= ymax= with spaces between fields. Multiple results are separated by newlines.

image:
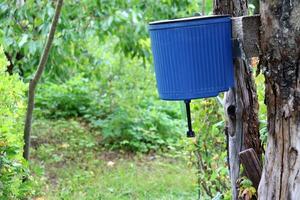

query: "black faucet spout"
xmin=184 ymin=100 xmax=195 ymax=137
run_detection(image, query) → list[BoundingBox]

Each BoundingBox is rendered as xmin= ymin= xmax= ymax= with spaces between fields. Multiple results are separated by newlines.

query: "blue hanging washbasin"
xmin=149 ymin=15 xmax=234 ymax=101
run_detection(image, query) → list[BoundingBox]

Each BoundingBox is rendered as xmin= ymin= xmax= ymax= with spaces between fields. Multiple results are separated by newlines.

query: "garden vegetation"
xmin=0 ymin=0 xmax=266 ymax=199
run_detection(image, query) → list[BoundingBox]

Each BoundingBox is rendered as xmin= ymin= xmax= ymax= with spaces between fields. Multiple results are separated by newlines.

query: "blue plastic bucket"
xmin=149 ymin=15 xmax=234 ymax=100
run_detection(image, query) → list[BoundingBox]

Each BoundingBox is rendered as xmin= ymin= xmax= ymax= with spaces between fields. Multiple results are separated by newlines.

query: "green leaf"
xmin=18 ymin=34 xmax=28 ymax=48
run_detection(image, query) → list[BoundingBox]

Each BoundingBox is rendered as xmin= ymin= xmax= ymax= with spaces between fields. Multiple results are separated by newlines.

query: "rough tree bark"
xmin=23 ymin=0 xmax=64 ymax=160
xmin=258 ymin=0 xmax=300 ymax=199
xmin=213 ymin=1 xmax=263 ymax=199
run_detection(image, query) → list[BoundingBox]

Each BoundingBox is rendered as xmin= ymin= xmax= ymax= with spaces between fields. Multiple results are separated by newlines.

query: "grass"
xmin=29 ymin=119 xmax=198 ymax=200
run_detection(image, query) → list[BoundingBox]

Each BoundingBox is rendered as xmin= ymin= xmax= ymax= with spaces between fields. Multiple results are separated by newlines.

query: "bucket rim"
xmin=149 ymin=15 xmax=230 ymax=25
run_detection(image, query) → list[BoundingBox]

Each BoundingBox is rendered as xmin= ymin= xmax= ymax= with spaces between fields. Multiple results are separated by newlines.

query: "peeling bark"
xmin=258 ymin=0 xmax=300 ymax=199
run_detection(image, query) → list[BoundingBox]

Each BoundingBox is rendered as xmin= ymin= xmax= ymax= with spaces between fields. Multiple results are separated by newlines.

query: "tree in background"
xmin=23 ymin=0 xmax=63 ymax=161
xmin=0 ymin=0 xmax=199 ymax=81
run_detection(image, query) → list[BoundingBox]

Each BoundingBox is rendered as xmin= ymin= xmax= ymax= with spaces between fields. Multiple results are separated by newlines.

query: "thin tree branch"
xmin=23 ymin=0 xmax=64 ymax=160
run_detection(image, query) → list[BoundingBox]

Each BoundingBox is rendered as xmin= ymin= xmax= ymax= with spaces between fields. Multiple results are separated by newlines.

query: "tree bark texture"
xmin=258 ymin=0 xmax=300 ymax=199
xmin=214 ymin=1 xmax=262 ymax=199
xmin=23 ymin=0 xmax=63 ymax=160
xmin=214 ymin=0 xmax=248 ymax=16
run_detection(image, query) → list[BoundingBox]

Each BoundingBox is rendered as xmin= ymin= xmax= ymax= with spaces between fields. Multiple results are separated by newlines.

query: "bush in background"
xmin=182 ymin=98 xmax=231 ymax=199
xmin=0 ymin=47 xmax=29 ymax=199
xmin=35 ymin=41 xmax=185 ymax=153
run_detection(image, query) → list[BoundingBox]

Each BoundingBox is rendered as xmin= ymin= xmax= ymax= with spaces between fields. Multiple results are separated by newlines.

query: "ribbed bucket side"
xmin=150 ymin=19 xmax=233 ymax=100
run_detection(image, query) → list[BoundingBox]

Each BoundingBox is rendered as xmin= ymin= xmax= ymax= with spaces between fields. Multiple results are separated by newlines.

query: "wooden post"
xmin=232 ymin=15 xmax=261 ymax=58
xmin=214 ymin=1 xmax=263 ymax=197
xmin=230 ymin=14 xmax=262 ymax=198
xmin=239 ymin=148 xmax=262 ymax=190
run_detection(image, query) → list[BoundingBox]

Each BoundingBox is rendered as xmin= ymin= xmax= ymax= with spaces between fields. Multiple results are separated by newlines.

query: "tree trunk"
xmin=258 ymin=0 xmax=300 ymax=199
xmin=213 ymin=1 xmax=262 ymax=199
xmin=23 ymin=0 xmax=64 ymax=160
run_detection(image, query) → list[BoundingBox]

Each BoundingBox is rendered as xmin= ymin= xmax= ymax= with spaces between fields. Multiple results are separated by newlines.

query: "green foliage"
xmin=0 ymin=0 xmax=203 ymax=153
xmin=35 ymin=75 xmax=102 ymax=119
xmin=238 ymin=177 xmax=257 ymax=199
xmin=184 ymin=98 xmax=231 ymax=199
xmin=100 ymin=99 xmax=184 ymax=152
xmin=0 ymin=1 xmax=268 ymax=199
xmin=255 ymin=72 xmax=268 ymax=145
xmin=35 ymin=40 xmax=185 ymax=153
xmin=199 ymin=0 xmax=214 ymax=15
xmin=0 ymin=0 xmax=200 ymax=81
xmin=0 ymin=47 xmax=29 ymax=199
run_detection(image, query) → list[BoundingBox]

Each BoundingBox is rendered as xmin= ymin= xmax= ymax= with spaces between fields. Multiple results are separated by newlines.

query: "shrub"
xmin=99 ymin=98 xmax=184 ymax=152
xmin=0 ymin=47 xmax=29 ymax=199
xmin=35 ymin=75 xmax=104 ymax=119
xmin=184 ymin=98 xmax=231 ymax=198
xmin=35 ymin=53 xmax=185 ymax=153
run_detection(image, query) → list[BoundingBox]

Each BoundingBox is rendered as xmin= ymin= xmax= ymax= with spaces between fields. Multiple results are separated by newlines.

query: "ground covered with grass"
xmin=30 ymin=119 xmax=197 ymax=200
